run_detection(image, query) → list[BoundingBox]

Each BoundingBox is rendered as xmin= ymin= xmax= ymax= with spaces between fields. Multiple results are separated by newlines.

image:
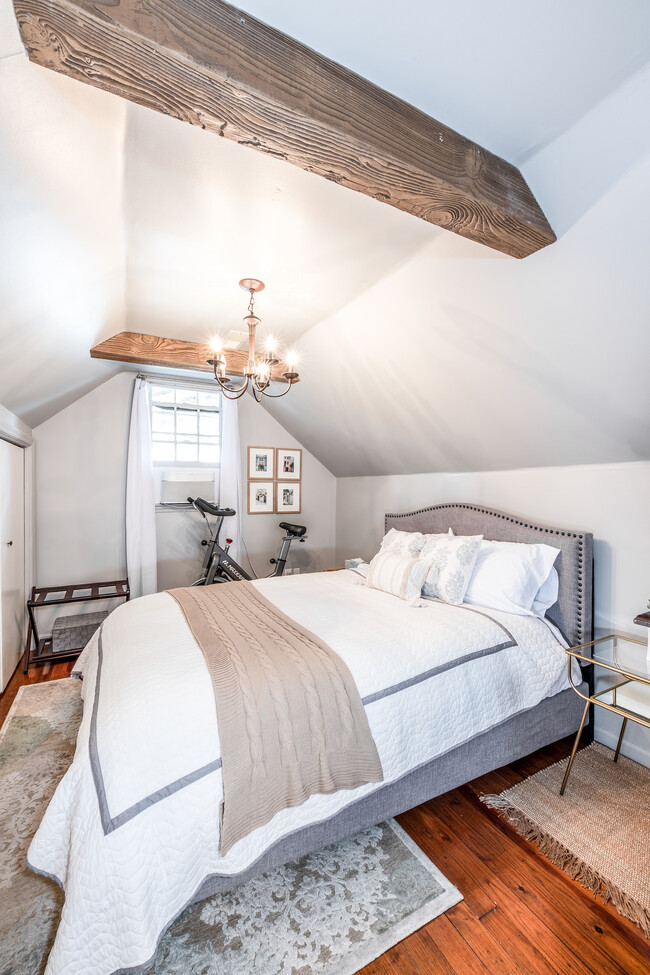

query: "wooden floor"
xmin=2 ymin=662 xmax=649 ymax=974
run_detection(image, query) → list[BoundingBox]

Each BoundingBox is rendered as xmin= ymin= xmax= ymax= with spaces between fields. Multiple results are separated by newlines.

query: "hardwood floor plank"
xmin=445 ymin=899 xmax=526 ymax=975
xmin=357 ymin=960 xmax=387 ymax=975
xmin=424 ymin=913 xmax=492 ymax=974
xmin=484 ymin=875 xmax=593 ymax=975
xmin=380 ymin=940 xmax=424 ymax=975
xmin=401 ymin=926 xmax=456 ymax=975
xmin=480 ymin=898 xmax=576 ymax=975
xmin=431 ymin=786 xmax=650 ymax=974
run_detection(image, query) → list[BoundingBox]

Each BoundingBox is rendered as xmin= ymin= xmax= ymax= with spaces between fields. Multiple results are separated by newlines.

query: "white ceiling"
xmin=123 ymin=104 xmax=435 ymax=350
xmin=1 ymin=0 xmax=649 ymax=474
xmin=236 ymin=0 xmax=650 ymax=163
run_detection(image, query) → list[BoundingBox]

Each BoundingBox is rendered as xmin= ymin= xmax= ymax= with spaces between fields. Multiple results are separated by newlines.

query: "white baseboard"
xmin=595 ymin=726 xmax=650 ymax=769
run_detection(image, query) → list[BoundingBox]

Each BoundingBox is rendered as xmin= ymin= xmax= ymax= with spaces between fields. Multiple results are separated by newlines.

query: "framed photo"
xmin=248 ymin=446 xmax=274 ymax=480
xmin=276 ymin=482 xmax=301 ymax=515
xmin=276 ymin=447 xmax=302 ymax=481
xmin=248 ymin=480 xmax=275 ymax=514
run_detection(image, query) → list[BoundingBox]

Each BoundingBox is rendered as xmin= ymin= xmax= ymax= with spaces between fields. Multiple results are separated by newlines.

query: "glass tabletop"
xmin=567 ymin=634 xmax=650 ymax=685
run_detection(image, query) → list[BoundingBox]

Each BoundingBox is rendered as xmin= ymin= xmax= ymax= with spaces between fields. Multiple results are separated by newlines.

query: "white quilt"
xmin=28 ymin=570 xmax=573 ymax=975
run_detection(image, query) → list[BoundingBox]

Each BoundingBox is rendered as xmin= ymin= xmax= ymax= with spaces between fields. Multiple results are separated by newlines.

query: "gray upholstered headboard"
xmin=385 ymin=502 xmax=593 ymax=648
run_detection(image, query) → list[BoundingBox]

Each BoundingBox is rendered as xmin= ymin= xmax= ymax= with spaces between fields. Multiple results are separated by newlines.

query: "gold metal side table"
xmin=561 ymin=634 xmax=650 ymax=795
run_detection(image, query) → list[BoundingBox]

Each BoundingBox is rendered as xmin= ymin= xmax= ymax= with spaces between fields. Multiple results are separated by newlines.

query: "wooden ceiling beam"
xmin=14 ymin=0 xmax=556 ymax=258
xmin=90 ymin=331 xmax=298 ymax=383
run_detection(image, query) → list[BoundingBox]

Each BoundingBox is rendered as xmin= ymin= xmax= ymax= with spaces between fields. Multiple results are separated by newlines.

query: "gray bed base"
xmin=196 ymin=503 xmax=594 ymax=897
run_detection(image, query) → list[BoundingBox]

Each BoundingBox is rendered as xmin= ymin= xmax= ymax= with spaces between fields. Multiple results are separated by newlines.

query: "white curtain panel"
xmin=126 ymin=377 xmax=158 ymax=598
xmin=218 ymin=395 xmax=243 ymax=564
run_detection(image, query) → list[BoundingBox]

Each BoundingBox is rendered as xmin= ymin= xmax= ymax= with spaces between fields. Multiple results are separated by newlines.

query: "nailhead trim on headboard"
xmin=385 ymin=502 xmax=593 ymax=647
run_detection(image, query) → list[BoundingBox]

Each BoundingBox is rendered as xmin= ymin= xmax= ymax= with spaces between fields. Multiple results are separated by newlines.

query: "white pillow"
xmin=420 ymin=534 xmax=483 ymax=605
xmin=531 ymin=566 xmax=559 ymax=616
xmin=464 ymin=540 xmax=560 ymax=616
xmin=379 ymin=528 xmax=426 ymax=558
xmin=366 ymin=551 xmax=431 ymax=601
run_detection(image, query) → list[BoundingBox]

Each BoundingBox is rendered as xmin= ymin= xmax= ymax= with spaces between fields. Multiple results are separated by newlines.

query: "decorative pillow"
xmin=366 ymin=551 xmax=431 ymax=601
xmin=379 ymin=528 xmax=426 ymax=558
xmin=420 ymin=534 xmax=483 ymax=604
xmin=463 ymin=540 xmax=560 ymax=616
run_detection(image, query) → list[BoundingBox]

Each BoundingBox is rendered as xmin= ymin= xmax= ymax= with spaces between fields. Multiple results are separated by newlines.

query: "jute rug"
xmin=0 ymin=678 xmax=462 ymax=975
xmin=482 ymin=742 xmax=650 ymax=936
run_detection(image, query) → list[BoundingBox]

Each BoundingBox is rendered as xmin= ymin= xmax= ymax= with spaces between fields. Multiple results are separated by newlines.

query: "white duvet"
xmin=28 ymin=570 xmax=573 ymax=975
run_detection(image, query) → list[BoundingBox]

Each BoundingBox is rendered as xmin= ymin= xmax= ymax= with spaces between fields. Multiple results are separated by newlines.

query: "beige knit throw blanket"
xmin=169 ymin=582 xmax=384 ymax=855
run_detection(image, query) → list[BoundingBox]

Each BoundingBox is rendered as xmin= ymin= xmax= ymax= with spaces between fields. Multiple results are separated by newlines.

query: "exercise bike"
xmin=188 ymin=497 xmax=307 ymax=585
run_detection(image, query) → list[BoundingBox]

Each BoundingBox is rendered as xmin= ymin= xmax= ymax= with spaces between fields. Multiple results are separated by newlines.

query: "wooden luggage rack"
xmin=24 ymin=579 xmax=130 ymax=672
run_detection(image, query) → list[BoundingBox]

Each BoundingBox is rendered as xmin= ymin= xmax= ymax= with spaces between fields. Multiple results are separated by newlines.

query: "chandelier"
xmin=207 ymin=278 xmax=299 ymax=401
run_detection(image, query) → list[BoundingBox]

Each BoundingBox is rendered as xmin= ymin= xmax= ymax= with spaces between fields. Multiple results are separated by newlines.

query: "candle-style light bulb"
xmin=265 ymin=335 xmax=277 ymax=354
xmin=286 ymin=350 xmax=298 ymax=369
xmin=210 ymin=335 xmax=222 ymax=353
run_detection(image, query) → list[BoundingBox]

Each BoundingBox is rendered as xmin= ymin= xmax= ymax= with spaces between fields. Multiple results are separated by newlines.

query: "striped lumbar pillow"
xmin=366 ymin=550 xmax=431 ymax=601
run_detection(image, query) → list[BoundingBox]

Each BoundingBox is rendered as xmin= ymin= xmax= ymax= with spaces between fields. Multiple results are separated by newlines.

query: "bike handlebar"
xmin=188 ymin=497 xmax=236 ymax=517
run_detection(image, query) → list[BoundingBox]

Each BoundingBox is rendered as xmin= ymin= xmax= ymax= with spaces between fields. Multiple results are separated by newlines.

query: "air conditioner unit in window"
xmin=160 ymin=470 xmax=217 ymax=505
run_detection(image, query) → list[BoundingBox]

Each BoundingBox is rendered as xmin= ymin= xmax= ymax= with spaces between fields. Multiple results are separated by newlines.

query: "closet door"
xmin=0 ymin=439 xmax=25 ymax=691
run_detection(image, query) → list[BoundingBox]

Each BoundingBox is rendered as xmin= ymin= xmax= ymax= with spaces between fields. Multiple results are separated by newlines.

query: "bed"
xmin=29 ymin=503 xmax=593 ymax=975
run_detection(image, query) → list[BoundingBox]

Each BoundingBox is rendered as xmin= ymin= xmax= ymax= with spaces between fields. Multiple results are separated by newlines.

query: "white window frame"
xmin=148 ymin=377 xmax=222 ymax=469
xmin=146 ymin=376 xmax=221 ymax=506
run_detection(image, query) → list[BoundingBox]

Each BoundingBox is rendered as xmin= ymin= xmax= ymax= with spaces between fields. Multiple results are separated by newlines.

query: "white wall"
xmin=0 ymin=0 xmax=126 ymax=427
xmin=34 ymin=372 xmax=336 ymax=592
xmin=336 ymin=461 xmax=650 ymax=763
xmin=33 ymin=373 xmax=133 ymax=587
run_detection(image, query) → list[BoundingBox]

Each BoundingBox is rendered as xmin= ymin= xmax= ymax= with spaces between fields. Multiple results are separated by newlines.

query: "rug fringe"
xmin=481 ymin=794 xmax=650 ymax=938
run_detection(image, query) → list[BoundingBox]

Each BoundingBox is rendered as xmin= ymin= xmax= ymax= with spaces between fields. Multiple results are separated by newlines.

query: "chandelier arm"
xmin=215 ymin=374 xmax=250 ymax=400
xmin=259 ymin=379 xmax=297 ymax=399
xmin=220 ymin=385 xmax=248 ymax=401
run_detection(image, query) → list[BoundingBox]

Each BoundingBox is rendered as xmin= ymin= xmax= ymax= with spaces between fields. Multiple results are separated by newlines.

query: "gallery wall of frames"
xmin=247 ymin=447 xmax=302 ymax=515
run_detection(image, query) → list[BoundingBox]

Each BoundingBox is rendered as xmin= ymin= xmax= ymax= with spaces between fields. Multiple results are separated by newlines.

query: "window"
xmin=149 ymin=383 xmax=221 ymax=467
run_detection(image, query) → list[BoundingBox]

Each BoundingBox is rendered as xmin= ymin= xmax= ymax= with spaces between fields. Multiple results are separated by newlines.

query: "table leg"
xmin=614 ymin=717 xmax=628 ymax=762
xmin=560 ymin=699 xmax=591 ymax=796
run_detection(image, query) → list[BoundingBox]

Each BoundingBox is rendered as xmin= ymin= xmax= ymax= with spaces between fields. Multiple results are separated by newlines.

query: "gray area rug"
xmin=1 ymin=678 xmax=462 ymax=975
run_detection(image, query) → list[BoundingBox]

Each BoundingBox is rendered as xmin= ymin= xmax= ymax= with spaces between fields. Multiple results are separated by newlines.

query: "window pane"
xmin=177 ymin=409 xmax=197 ymax=435
xmin=177 ymin=442 xmax=198 ymax=462
xmin=199 ymin=443 xmax=220 ymax=463
xmin=199 ymin=411 xmax=219 ymax=436
xmin=151 ymin=405 xmax=174 ymax=433
xmin=151 ymin=385 xmax=174 ymax=404
xmin=152 ymin=441 xmax=175 ymax=462
xmin=199 ymin=391 xmax=221 ymax=408
xmin=176 ymin=389 xmax=197 ymax=406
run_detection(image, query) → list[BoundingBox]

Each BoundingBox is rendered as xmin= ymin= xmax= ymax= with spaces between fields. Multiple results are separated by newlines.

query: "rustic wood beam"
xmin=14 ymin=0 xmax=555 ymax=258
xmin=90 ymin=331 xmax=298 ymax=382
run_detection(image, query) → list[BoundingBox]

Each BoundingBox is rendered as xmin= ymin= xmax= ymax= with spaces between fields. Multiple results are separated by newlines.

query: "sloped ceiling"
xmin=1 ymin=0 xmax=650 ymax=474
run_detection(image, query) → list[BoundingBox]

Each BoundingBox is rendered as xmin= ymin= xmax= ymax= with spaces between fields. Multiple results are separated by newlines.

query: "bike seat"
xmin=188 ymin=497 xmax=236 ymax=517
xmin=279 ymin=521 xmax=307 ymax=537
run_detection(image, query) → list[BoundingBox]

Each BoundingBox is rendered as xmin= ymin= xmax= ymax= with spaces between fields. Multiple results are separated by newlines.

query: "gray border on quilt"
xmin=89 ymin=607 xmax=516 ymax=836
xmin=89 ymin=630 xmax=223 ymax=835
